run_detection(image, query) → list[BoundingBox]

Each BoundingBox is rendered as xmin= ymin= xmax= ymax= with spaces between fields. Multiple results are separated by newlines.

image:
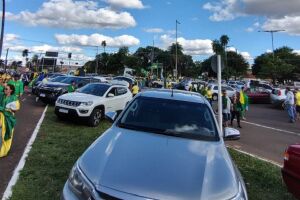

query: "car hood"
xmin=79 ymin=127 xmax=239 ymax=200
xmin=59 ymin=92 xmax=103 ymax=102
xmin=42 ymin=82 xmax=69 ymax=88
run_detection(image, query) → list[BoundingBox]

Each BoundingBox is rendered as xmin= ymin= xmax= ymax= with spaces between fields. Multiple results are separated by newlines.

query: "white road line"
xmin=242 ymin=120 xmax=300 ymax=137
xmin=1 ymin=106 xmax=48 ymax=200
xmin=227 ymin=145 xmax=283 ymax=168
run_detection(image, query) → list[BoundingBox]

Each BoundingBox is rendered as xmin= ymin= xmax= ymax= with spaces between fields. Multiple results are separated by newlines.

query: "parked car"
xmin=38 ymin=76 xmax=100 ymax=104
xmin=270 ymin=88 xmax=286 ymax=107
xmin=282 ymin=144 xmax=300 ymax=199
xmin=208 ymin=84 xmax=236 ymax=100
xmin=227 ymin=81 xmax=245 ymax=90
xmin=246 ymin=87 xmax=270 ymax=104
xmin=111 ymin=76 xmax=135 ymax=88
xmin=61 ymin=89 xmax=247 ymax=200
xmin=55 ymin=83 xmax=132 ymax=126
xmin=32 ymin=75 xmax=67 ymax=95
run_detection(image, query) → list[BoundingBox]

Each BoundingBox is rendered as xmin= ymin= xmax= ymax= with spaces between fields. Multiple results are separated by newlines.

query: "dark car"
xmin=246 ymin=87 xmax=270 ymax=104
xmin=282 ymin=144 xmax=300 ymax=199
xmin=32 ymin=75 xmax=67 ymax=95
xmin=38 ymin=76 xmax=100 ymax=104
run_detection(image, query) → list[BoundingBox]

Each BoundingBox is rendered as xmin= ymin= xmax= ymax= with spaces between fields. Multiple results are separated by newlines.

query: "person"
xmin=0 ymin=84 xmax=20 ymax=157
xmin=8 ymin=74 xmax=24 ymax=98
xmin=295 ymin=88 xmax=300 ymax=120
xmin=206 ymin=86 xmax=213 ymax=105
xmin=132 ymin=82 xmax=139 ymax=97
xmin=240 ymin=87 xmax=249 ymax=120
xmin=222 ymin=89 xmax=231 ymax=127
xmin=231 ymin=93 xmax=243 ymax=128
xmin=0 ymin=77 xmax=4 ymax=95
xmin=68 ymin=81 xmax=76 ymax=93
xmin=283 ymin=87 xmax=296 ymax=123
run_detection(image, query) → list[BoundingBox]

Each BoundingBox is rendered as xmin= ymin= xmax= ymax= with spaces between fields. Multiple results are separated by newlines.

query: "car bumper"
xmin=55 ymin=105 xmax=93 ymax=118
xmin=282 ymin=169 xmax=300 ymax=199
xmin=61 ymin=181 xmax=80 ymax=200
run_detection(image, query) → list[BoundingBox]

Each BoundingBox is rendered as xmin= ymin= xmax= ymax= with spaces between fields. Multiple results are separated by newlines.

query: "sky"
xmin=2 ymin=0 xmax=300 ymax=66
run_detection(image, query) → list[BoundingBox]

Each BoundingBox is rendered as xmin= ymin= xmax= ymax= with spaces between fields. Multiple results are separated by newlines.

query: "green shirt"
xmin=0 ymin=85 xmax=4 ymax=94
xmin=7 ymin=80 xmax=24 ymax=96
xmin=68 ymin=85 xmax=76 ymax=93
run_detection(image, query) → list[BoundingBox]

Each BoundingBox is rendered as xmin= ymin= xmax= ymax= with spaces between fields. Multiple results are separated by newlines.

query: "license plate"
xmin=59 ymin=108 xmax=68 ymax=114
xmin=40 ymin=93 xmax=46 ymax=97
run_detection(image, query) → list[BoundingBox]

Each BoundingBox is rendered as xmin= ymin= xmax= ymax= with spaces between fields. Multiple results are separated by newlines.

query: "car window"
xmin=213 ymin=86 xmax=218 ymax=90
xmin=118 ymin=97 xmax=219 ymax=141
xmin=107 ymin=87 xmax=117 ymax=96
xmin=77 ymin=84 xmax=110 ymax=97
xmin=117 ymin=87 xmax=128 ymax=96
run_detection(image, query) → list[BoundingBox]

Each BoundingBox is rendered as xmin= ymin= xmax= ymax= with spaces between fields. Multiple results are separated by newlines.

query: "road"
xmin=225 ymin=103 xmax=300 ymax=165
xmin=0 ymin=93 xmax=45 ymax=198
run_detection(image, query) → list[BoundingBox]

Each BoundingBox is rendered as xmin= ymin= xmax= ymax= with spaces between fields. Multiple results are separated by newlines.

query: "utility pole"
xmin=175 ymin=20 xmax=180 ymax=79
xmin=4 ymin=47 xmax=8 ymax=71
xmin=95 ymin=46 xmax=99 ymax=74
xmin=0 ymin=0 xmax=5 ymax=58
xmin=258 ymin=30 xmax=285 ymax=59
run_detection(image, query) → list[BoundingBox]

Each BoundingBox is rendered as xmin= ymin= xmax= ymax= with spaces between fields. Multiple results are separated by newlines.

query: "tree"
xmin=22 ymin=49 xmax=29 ymax=66
xmin=101 ymin=40 xmax=107 ymax=53
xmin=226 ymin=51 xmax=249 ymax=80
xmin=220 ymin=35 xmax=230 ymax=49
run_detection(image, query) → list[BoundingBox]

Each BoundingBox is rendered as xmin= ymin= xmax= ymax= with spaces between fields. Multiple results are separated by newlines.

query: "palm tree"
xmin=212 ymin=40 xmax=223 ymax=54
xmin=220 ymin=35 xmax=229 ymax=50
xmin=0 ymin=0 xmax=5 ymax=58
xmin=22 ymin=49 xmax=29 ymax=66
xmin=101 ymin=40 xmax=107 ymax=53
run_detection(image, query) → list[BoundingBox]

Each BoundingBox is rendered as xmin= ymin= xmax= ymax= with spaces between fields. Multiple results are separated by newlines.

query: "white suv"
xmin=55 ymin=83 xmax=132 ymax=126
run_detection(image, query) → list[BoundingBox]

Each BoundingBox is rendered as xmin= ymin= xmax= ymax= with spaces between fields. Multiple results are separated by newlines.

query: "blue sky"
xmin=3 ymin=0 xmax=300 ymax=65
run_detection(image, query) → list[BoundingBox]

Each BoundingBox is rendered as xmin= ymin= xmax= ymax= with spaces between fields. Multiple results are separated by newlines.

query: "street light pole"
xmin=175 ymin=20 xmax=180 ymax=79
xmin=258 ymin=30 xmax=285 ymax=59
xmin=95 ymin=46 xmax=99 ymax=74
xmin=4 ymin=47 xmax=8 ymax=71
xmin=0 ymin=0 xmax=5 ymax=58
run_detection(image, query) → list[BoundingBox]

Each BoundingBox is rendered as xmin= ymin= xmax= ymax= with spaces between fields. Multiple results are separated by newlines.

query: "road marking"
xmin=2 ymin=106 xmax=48 ymax=200
xmin=242 ymin=120 xmax=300 ymax=137
xmin=227 ymin=145 xmax=283 ymax=168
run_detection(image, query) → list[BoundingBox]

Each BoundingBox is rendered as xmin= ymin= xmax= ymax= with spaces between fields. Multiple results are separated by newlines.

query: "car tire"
xmin=88 ymin=108 xmax=102 ymax=127
xmin=212 ymin=94 xmax=218 ymax=101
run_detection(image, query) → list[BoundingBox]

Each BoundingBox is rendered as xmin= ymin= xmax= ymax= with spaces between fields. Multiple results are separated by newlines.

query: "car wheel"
xmin=88 ymin=108 xmax=102 ymax=127
xmin=212 ymin=94 xmax=218 ymax=101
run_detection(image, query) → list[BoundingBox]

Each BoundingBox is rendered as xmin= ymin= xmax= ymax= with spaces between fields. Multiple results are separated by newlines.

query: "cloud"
xmin=203 ymin=0 xmax=241 ymax=21
xmin=240 ymin=51 xmax=252 ymax=60
xmin=143 ymin=28 xmax=164 ymax=33
xmin=262 ymin=16 xmax=300 ymax=36
xmin=6 ymin=0 xmax=136 ymax=29
xmin=55 ymin=33 xmax=140 ymax=47
xmin=160 ymin=34 xmax=213 ymax=56
xmin=293 ymin=50 xmax=300 ymax=55
xmin=4 ymin=33 xmax=19 ymax=43
xmin=245 ymin=27 xmax=254 ymax=32
xmin=106 ymin=0 xmax=145 ymax=9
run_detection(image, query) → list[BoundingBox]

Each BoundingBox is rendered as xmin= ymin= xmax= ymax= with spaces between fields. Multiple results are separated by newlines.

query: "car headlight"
xmin=68 ymin=163 xmax=95 ymax=199
xmin=80 ymin=101 xmax=93 ymax=106
xmin=231 ymin=182 xmax=247 ymax=200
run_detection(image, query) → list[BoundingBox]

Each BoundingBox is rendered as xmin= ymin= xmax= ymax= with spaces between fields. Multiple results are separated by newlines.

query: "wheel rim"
xmin=93 ymin=110 xmax=101 ymax=125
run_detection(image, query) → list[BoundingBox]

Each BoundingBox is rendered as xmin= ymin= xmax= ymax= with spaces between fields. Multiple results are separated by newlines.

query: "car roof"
xmin=137 ymin=89 xmax=207 ymax=104
xmin=89 ymin=82 xmax=127 ymax=88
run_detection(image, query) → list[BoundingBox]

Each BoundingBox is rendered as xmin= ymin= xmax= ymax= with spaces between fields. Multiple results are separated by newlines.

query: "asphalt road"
xmin=0 ymin=93 xmax=46 ymax=198
xmin=225 ymin=103 xmax=300 ymax=165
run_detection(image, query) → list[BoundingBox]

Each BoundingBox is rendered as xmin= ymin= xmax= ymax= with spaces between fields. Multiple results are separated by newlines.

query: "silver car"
xmin=62 ymin=90 xmax=248 ymax=200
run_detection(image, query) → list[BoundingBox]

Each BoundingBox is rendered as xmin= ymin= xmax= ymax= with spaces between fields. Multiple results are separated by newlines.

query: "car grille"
xmin=98 ymin=192 xmax=121 ymax=200
xmin=57 ymin=99 xmax=81 ymax=107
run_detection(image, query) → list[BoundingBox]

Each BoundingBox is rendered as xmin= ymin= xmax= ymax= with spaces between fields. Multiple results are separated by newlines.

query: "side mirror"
xmin=105 ymin=112 xmax=118 ymax=123
xmin=224 ymin=127 xmax=240 ymax=140
xmin=107 ymin=93 xmax=115 ymax=98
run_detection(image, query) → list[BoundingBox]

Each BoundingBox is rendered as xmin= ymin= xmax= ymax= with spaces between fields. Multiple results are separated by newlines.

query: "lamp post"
xmin=258 ymin=30 xmax=285 ymax=59
xmin=0 ymin=0 xmax=5 ymax=58
xmin=175 ymin=20 xmax=180 ymax=79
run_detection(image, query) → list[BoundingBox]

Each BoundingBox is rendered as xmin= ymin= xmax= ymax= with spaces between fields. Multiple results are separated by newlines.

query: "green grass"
xmin=9 ymin=107 xmax=296 ymax=200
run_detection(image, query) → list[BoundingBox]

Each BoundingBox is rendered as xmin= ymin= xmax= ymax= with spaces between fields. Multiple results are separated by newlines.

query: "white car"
xmin=270 ymin=88 xmax=286 ymax=107
xmin=208 ymin=84 xmax=236 ymax=101
xmin=55 ymin=83 xmax=132 ymax=126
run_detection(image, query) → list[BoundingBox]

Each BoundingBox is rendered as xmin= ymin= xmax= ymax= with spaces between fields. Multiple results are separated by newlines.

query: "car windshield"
xmin=61 ymin=77 xmax=81 ymax=84
xmin=51 ymin=76 xmax=66 ymax=82
xmin=77 ymin=84 xmax=110 ymax=97
xmin=118 ymin=97 xmax=219 ymax=141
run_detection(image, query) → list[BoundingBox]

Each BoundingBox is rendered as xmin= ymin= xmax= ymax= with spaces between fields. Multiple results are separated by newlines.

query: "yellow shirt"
xmin=296 ymin=92 xmax=300 ymax=106
xmin=132 ymin=85 xmax=139 ymax=94
xmin=207 ymin=89 xmax=213 ymax=99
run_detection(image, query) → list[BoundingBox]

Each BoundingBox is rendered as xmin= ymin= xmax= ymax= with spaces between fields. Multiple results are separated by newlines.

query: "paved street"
xmin=0 ymin=93 xmax=46 ymax=198
xmin=226 ymin=103 xmax=300 ymax=165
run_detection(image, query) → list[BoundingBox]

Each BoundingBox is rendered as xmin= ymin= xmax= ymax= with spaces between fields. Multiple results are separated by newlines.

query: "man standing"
xmin=294 ymin=88 xmax=300 ymax=120
xmin=283 ymin=87 xmax=296 ymax=123
xmin=222 ymin=90 xmax=231 ymax=127
xmin=68 ymin=81 xmax=76 ymax=93
xmin=132 ymin=82 xmax=139 ymax=97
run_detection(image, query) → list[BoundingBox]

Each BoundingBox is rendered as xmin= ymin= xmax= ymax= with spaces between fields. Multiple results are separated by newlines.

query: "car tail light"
xmin=278 ymin=90 xmax=281 ymax=96
xmin=284 ymin=151 xmax=289 ymax=161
